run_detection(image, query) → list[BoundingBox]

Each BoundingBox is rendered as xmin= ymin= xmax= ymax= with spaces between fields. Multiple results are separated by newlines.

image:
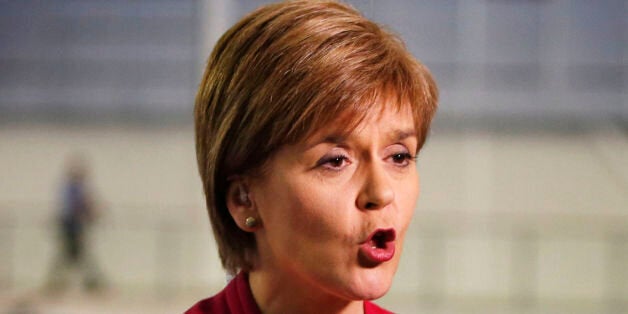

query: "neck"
xmin=248 ymin=268 xmax=364 ymax=314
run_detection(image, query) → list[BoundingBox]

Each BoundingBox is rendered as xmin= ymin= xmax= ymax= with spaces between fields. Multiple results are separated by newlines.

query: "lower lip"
xmin=359 ymin=242 xmax=395 ymax=263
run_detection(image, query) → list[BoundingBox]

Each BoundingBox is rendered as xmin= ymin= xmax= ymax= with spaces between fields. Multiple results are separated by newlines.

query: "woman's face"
xmin=249 ymin=104 xmax=419 ymax=301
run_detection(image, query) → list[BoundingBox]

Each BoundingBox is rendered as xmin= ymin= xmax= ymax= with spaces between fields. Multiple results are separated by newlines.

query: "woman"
xmin=188 ymin=1 xmax=438 ymax=313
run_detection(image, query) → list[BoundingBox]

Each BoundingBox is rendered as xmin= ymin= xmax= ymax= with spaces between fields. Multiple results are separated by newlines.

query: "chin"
xmin=349 ymin=280 xmax=393 ymax=301
xmin=359 ymin=285 xmax=391 ymax=301
xmin=343 ymin=265 xmax=397 ymax=301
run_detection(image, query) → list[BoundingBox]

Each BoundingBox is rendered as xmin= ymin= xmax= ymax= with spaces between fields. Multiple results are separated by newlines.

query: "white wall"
xmin=1 ymin=125 xmax=626 ymax=313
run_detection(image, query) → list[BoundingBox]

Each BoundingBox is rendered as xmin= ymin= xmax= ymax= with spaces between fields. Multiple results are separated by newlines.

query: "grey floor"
xmin=0 ymin=119 xmax=627 ymax=313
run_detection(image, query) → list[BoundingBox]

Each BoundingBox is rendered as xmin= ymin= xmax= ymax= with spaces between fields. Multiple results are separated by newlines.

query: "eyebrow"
xmin=304 ymin=128 xmax=417 ymax=150
xmin=390 ymin=129 xmax=417 ymax=142
xmin=302 ymin=134 xmax=347 ymax=150
xmin=320 ymin=134 xmax=347 ymax=145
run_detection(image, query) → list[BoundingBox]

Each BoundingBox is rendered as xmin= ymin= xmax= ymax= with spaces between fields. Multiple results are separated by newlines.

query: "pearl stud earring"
xmin=245 ymin=217 xmax=257 ymax=228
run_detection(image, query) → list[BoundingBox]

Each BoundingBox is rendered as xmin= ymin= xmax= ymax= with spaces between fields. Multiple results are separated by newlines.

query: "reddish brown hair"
xmin=195 ymin=0 xmax=438 ymax=273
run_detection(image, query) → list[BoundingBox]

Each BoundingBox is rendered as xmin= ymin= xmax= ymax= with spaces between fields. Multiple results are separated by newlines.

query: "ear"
xmin=226 ymin=179 xmax=261 ymax=231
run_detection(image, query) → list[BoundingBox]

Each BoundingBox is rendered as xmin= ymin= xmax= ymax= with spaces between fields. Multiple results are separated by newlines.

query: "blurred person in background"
xmin=187 ymin=1 xmax=437 ymax=313
xmin=45 ymin=154 xmax=104 ymax=293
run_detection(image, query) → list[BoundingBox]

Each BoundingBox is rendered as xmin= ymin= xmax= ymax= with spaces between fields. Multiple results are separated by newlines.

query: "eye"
xmin=389 ymin=152 xmax=415 ymax=167
xmin=317 ymin=154 xmax=350 ymax=171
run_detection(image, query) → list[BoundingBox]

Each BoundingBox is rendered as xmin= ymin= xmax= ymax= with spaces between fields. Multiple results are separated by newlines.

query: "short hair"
xmin=195 ymin=0 xmax=438 ymax=274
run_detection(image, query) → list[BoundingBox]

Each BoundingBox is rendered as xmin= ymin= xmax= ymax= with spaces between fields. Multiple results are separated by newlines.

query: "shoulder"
xmin=364 ymin=300 xmax=394 ymax=314
xmin=184 ymin=272 xmax=260 ymax=314
xmin=184 ymin=290 xmax=228 ymax=314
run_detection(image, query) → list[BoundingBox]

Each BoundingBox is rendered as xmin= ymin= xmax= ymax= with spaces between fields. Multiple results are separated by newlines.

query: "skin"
xmin=243 ymin=105 xmax=420 ymax=314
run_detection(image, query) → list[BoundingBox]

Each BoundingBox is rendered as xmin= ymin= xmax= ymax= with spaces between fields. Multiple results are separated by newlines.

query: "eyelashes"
xmin=391 ymin=152 xmax=416 ymax=165
xmin=316 ymin=154 xmax=349 ymax=170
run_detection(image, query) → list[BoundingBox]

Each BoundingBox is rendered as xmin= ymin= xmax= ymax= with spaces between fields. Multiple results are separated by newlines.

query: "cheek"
xmin=398 ymin=168 xmax=419 ymax=200
xmin=397 ymin=173 xmax=420 ymax=231
xmin=285 ymin=183 xmax=350 ymax=237
xmin=257 ymin=175 xmax=347 ymax=240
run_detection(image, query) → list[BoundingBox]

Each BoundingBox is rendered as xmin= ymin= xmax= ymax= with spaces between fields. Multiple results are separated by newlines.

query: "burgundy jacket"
xmin=185 ymin=272 xmax=393 ymax=314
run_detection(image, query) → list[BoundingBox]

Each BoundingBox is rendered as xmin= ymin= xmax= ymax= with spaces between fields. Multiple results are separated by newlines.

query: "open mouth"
xmin=370 ymin=229 xmax=396 ymax=249
xmin=359 ymin=228 xmax=396 ymax=266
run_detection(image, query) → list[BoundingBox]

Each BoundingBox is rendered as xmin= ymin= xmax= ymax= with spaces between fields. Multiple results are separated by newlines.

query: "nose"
xmin=356 ymin=162 xmax=394 ymax=210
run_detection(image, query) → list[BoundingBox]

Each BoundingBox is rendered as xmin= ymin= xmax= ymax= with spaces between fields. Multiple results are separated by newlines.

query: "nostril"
xmin=365 ymin=202 xmax=377 ymax=209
